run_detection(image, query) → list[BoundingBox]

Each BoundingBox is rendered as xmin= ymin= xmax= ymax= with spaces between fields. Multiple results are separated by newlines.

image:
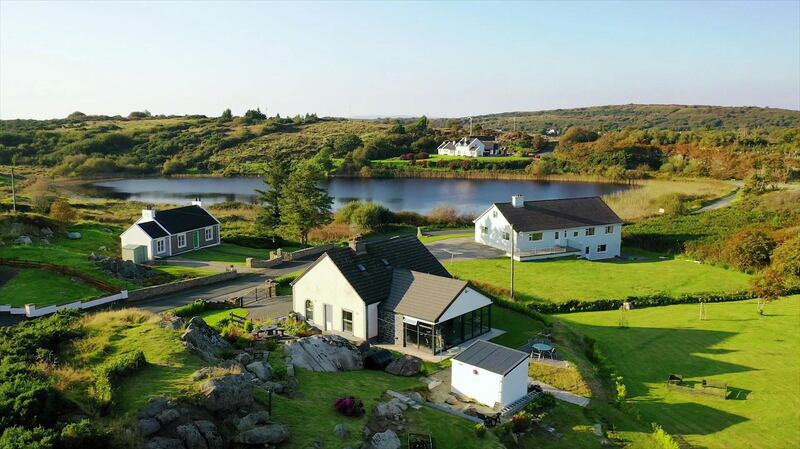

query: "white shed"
xmin=451 ymin=340 xmax=529 ymax=408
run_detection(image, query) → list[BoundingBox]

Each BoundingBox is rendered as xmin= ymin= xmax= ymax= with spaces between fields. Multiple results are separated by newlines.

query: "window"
xmin=502 ymin=232 xmax=510 ymax=240
xmin=156 ymin=238 xmax=166 ymax=253
xmin=555 ymin=231 xmax=559 ymax=239
xmin=605 ymin=225 xmax=614 ymax=234
xmin=585 ymin=227 xmax=595 ymax=236
xmin=177 ymin=234 xmax=186 ymax=248
xmin=342 ymin=310 xmax=353 ymax=333
xmin=205 ymin=226 xmax=214 ymax=240
xmin=597 ymin=244 xmax=607 ymax=253
xmin=573 ymin=231 xmax=579 ymax=237
xmin=305 ymin=300 xmax=314 ymax=322
xmin=528 ymin=232 xmax=543 ymax=241
xmin=481 ymin=226 xmax=488 ymax=235
xmin=585 ymin=246 xmax=590 ymax=255
xmin=492 ymin=211 xmax=498 ymax=218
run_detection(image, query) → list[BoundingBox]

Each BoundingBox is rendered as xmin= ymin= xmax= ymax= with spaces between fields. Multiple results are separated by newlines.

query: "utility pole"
xmin=10 ymin=161 xmax=16 ymax=213
xmin=469 ymin=117 xmax=473 ymax=135
xmin=510 ymin=227 xmax=515 ymax=300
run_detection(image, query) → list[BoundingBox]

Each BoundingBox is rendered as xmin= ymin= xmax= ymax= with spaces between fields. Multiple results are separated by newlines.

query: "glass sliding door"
xmin=433 ymin=305 xmax=493 ymax=353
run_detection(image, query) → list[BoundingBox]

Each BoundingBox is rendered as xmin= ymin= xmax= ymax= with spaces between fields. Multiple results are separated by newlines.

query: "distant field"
xmin=448 ymin=248 xmax=752 ymax=303
xmin=558 ymin=297 xmax=800 ymax=449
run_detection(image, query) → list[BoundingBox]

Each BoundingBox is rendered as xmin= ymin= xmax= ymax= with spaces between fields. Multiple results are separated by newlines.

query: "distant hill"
xmin=431 ymin=104 xmax=800 ymax=132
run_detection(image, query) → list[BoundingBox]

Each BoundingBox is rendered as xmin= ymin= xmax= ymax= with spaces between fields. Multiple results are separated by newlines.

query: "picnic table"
xmin=252 ymin=324 xmax=286 ymax=340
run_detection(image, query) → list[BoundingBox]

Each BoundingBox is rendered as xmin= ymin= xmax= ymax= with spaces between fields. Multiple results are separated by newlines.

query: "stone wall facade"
xmin=127 ymin=271 xmax=239 ymax=302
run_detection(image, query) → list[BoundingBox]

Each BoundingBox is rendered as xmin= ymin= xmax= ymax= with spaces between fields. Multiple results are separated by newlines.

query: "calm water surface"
xmin=88 ymin=177 xmax=631 ymax=214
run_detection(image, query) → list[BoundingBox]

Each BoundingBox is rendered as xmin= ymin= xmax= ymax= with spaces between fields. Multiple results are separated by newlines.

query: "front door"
xmin=193 ymin=231 xmax=200 ymax=248
xmin=324 ymin=304 xmax=333 ymax=331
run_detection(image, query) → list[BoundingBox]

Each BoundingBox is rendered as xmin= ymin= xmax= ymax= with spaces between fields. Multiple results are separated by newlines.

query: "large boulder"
xmin=233 ymin=424 xmax=290 ymax=445
xmin=200 ymin=374 xmax=253 ymax=412
xmin=181 ymin=317 xmax=232 ymax=363
xmin=176 ymin=424 xmax=208 ymax=449
xmin=193 ymin=421 xmax=223 ymax=449
xmin=14 ymin=235 xmax=32 ymax=245
xmin=138 ymin=418 xmax=161 ymax=437
xmin=236 ymin=411 xmax=271 ymax=432
xmin=287 ymin=335 xmax=363 ymax=372
xmin=374 ymin=399 xmax=407 ymax=421
xmin=371 ymin=430 xmax=401 ymax=449
xmin=245 ymin=361 xmax=272 ymax=382
xmin=67 ymin=231 xmax=82 ymax=240
xmin=385 ymin=355 xmax=422 ymax=377
xmin=139 ymin=396 xmax=177 ymax=419
xmin=144 ymin=437 xmax=185 ymax=449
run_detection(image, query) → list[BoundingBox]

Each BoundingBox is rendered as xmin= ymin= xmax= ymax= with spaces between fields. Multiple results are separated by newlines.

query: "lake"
xmin=86 ymin=177 xmax=631 ymax=214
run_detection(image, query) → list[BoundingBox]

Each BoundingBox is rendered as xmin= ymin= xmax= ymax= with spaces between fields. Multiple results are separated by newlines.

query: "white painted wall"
xmin=438 ymin=287 xmax=492 ymax=323
xmin=292 ymin=255 xmax=369 ymax=339
xmin=451 ymin=359 xmax=504 ymax=407
xmin=120 ymin=223 xmax=155 ymax=260
xmin=500 ymin=359 xmax=530 ymax=407
xmin=474 ymin=205 xmax=513 ymax=252
xmin=367 ymin=302 xmax=379 ymax=339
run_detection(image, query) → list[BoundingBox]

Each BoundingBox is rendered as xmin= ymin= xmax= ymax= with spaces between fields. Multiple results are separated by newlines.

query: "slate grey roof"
xmin=138 ymin=221 xmax=168 ymax=238
xmin=365 ymin=236 xmax=450 ymax=278
xmin=453 ymin=340 xmax=528 ymax=376
xmin=438 ymin=141 xmax=456 ymax=150
xmin=494 ymin=197 xmax=622 ymax=232
xmin=383 ymin=270 xmax=468 ymax=322
xmin=153 ymin=205 xmax=219 ymax=234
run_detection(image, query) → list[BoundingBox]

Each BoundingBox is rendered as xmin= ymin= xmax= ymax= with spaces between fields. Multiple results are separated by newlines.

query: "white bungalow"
xmin=437 ymin=136 xmax=503 ymax=157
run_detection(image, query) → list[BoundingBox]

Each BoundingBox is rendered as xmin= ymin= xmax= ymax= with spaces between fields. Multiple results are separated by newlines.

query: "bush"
xmin=651 ymin=423 xmax=681 ymax=449
xmin=59 ymin=419 xmax=109 ymax=449
xmin=171 ymin=301 xmax=209 ymax=318
xmin=525 ymin=392 xmax=556 ymax=412
xmin=511 ymin=411 xmax=531 ymax=432
xmin=49 ymin=200 xmax=77 ymax=223
xmin=93 ymin=351 xmax=146 ymax=405
xmin=474 ymin=423 xmax=487 ymax=438
xmin=333 ymin=396 xmax=365 ymax=417
xmin=0 ymin=426 xmax=57 ymax=449
xmin=723 ymin=228 xmax=776 ymax=272
xmin=271 ymin=364 xmax=288 ymax=381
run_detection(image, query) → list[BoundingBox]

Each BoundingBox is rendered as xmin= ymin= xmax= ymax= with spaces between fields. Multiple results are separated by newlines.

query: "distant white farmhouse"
xmin=292 ymin=236 xmax=494 ymax=354
xmin=451 ymin=340 xmax=529 ymax=408
xmin=474 ymin=196 xmax=623 ymax=261
xmin=437 ymin=136 xmax=503 ymax=157
xmin=120 ymin=200 xmax=221 ymax=263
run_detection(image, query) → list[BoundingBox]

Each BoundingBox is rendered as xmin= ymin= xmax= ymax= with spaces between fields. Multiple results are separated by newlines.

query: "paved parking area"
xmin=425 ymin=237 xmax=506 ymax=262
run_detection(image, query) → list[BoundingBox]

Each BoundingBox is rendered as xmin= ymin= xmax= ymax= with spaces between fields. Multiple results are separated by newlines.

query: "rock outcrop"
xmin=181 ymin=317 xmax=232 ymax=363
xmin=200 ymin=374 xmax=253 ymax=412
xmin=384 ymin=355 xmax=422 ymax=377
xmin=371 ymin=430 xmax=401 ymax=449
xmin=287 ymin=335 xmax=363 ymax=372
xmin=233 ymin=424 xmax=290 ymax=445
xmin=245 ymin=360 xmax=272 ymax=382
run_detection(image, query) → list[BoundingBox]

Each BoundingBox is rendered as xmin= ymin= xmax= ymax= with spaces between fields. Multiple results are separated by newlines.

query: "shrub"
xmin=59 ymin=419 xmax=109 ymax=449
xmin=50 ymin=200 xmax=77 ymax=223
xmin=244 ymin=320 xmax=255 ymax=333
xmin=526 ymin=392 xmax=556 ymax=412
xmin=651 ymin=423 xmax=680 ymax=449
xmin=171 ymin=301 xmax=209 ymax=318
xmin=93 ymin=351 xmax=146 ymax=405
xmin=474 ymin=423 xmax=486 ymax=438
xmin=271 ymin=364 xmax=288 ymax=381
xmin=510 ymin=411 xmax=531 ymax=432
xmin=0 ymin=426 xmax=57 ymax=449
xmin=333 ymin=396 xmax=365 ymax=417
xmin=723 ymin=228 xmax=776 ymax=272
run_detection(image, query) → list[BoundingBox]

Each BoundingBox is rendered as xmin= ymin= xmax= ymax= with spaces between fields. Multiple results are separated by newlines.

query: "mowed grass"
xmin=449 ymin=248 xmax=751 ymax=303
xmin=0 ymin=269 xmax=106 ymax=306
xmin=557 ymin=297 xmax=800 ymax=449
xmin=175 ymin=243 xmax=269 ymax=265
xmin=418 ymin=231 xmax=473 ymax=244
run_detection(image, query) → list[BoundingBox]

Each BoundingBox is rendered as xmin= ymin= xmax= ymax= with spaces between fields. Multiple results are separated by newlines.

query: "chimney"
xmin=142 ymin=205 xmax=156 ymax=220
xmin=191 ymin=197 xmax=202 ymax=207
xmin=349 ymin=235 xmax=367 ymax=254
xmin=511 ymin=194 xmax=525 ymax=208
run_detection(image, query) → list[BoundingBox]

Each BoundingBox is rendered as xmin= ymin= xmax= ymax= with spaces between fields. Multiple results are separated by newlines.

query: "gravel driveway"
xmin=425 ymin=237 xmax=506 ymax=262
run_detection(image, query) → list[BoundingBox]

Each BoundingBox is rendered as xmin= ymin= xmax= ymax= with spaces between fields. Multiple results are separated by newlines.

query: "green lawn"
xmin=0 ymin=268 xmax=106 ymax=306
xmin=197 ymin=307 xmax=248 ymax=328
xmin=152 ymin=264 xmax=217 ymax=278
xmin=418 ymin=231 xmax=473 ymax=244
xmin=557 ymin=297 xmax=800 ymax=449
xmin=174 ymin=243 xmax=270 ymax=265
xmin=449 ymin=248 xmax=752 ymax=303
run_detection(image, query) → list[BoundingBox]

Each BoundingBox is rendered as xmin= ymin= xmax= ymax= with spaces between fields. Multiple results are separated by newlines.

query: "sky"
xmin=1 ymin=0 xmax=798 ymax=119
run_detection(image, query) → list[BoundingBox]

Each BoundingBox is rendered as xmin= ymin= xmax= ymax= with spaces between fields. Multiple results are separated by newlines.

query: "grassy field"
xmin=0 ymin=268 xmax=106 ymax=306
xmin=558 ymin=297 xmax=800 ymax=449
xmin=418 ymin=231 xmax=473 ymax=244
xmin=449 ymin=248 xmax=751 ymax=303
xmin=197 ymin=307 xmax=248 ymax=328
xmin=175 ymin=242 xmax=270 ymax=265
xmin=603 ymin=178 xmax=735 ymax=220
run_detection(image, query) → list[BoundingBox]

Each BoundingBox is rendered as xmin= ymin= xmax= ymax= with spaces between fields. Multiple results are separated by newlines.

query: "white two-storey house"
xmin=474 ymin=195 xmax=623 ymax=261
xmin=437 ymin=135 xmax=503 ymax=157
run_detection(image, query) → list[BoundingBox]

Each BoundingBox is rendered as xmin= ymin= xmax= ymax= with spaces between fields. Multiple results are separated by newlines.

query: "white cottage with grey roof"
xmin=291 ymin=236 xmax=493 ymax=354
xmin=120 ymin=200 xmax=221 ymax=263
xmin=437 ymin=135 xmax=503 ymax=157
xmin=451 ymin=340 xmax=529 ymax=408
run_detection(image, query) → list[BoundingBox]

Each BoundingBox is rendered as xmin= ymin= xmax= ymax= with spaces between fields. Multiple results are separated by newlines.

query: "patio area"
xmin=374 ymin=328 xmax=506 ymax=362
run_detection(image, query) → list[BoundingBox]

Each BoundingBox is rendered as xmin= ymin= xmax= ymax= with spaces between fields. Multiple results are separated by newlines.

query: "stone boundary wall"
xmin=126 ymin=271 xmax=239 ymax=302
xmin=287 ymin=244 xmax=335 ymax=260
xmin=246 ymin=244 xmax=336 ymax=268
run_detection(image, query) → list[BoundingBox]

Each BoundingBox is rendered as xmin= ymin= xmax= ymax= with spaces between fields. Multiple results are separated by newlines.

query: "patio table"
xmin=532 ymin=343 xmax=553 ymax=352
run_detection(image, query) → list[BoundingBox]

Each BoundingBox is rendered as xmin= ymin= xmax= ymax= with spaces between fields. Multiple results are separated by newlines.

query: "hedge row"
xmin=93 ymin=350 xmax=146 ymax=406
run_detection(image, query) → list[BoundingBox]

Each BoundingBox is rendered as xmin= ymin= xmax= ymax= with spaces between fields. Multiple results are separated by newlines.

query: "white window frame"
xmin=155 ymin=238 xmax=166 ymax=254
xmin=177 ymin=233 xmax=187 ymax=248
xmin=585 ymin=227 xmax=596 ymax=236
xmin=481 ymin=226 xmax=488 ymax=235
xmin=342 ymin=309 xmax=353 ymax=333
xmin=597 ymin=244 xmax=607 ymax=253
xmin=205 ymin=226 xmax=214 ymax=241
xmin=305 ymin=299 xmax=314 ymax=323
xmin=528 ymin=232 xmax=543 ymax=241
xmin=605 ymin=225 xmax=614 ymax=234
xmin=502 ymin=232 xmax=510 ymax=241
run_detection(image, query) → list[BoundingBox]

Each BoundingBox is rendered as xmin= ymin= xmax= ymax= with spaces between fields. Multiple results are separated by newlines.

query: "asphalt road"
xmin=425 ymin=237 xmax=505 ymax=262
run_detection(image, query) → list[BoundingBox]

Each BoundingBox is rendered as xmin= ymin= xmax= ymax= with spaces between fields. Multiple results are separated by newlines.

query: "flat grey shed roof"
xmin=452 ymin=340 xmax=528 ymax=376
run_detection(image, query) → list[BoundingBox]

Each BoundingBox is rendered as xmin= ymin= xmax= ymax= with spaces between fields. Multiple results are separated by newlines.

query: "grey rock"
xmin=334 ymin=423 xmax=350 ymax=439
xmin=40 ymin=227 xmax=53 ymax=237
xmin=14 ymin=235 xmax=32 ymax=245
xmin=200 ymin=374 xmax=253 ymax=412
xmin=157 ymin=408 xmax=181 ymax=424
xmin=236 ymin=411 xmax=271 ymax=431
xmin=181 ymin=317 xmax=232 ymax=363
xmin=138 ymin=418 xmax=161 ymax=436
xmin=287 ymin=335 xmax=363 ymax=372
xmin=233 ymin=424 xmax=290 ymax=445
xmin=374 ymin=399 xmax=407 ymax=421
xmin=235 ymin=352 xmax=253 ymax=365
xmin=445 ymin=395 xmax=458 ymax=405
xmin=385 ymin=355 xmax=422 ymax=377
xmin=370 ymin=430 xmax=401 ymax=449
xmin=261 ymin=381 xmax=285 ymax=394
xmin=144 ymin=437 xmax=185 ymax=449
xmin=407 ymin=392 xmax=424 ymax=403
xmin=139 ymin=396 xmax=175 ymax=418
xmin=461 ymin=405 xmax=477 ymax=416
xmin=98 ymin=245 xmax=108 ymax=251
xmin=194 ymin=421 xmax=223 ymax=449
xmin=246 ymin=361 xmax=272 ymax=381
xmin=162 ymin=315 xmax=184 ymax=331
xmin=176 ymin=424 xmax=208 ymax=449
xmin=67 ymin=231 xmax=82 ymax=239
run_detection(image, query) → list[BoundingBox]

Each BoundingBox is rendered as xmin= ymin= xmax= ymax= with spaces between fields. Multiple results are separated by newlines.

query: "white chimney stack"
xmin=511 ymin=194 xmax=525 ymax=208
xmin=191 ymin=197 xmax=203 ymax=208
xmin=142 ymin=206 xmax=156 ymax=220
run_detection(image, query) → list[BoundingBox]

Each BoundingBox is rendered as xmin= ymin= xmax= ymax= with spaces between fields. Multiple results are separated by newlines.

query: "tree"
xmin=389 ymin=121 xmax=406 ymax=134
xmin=408 ymin=116 xmax=428 ymax=135
xmin=127 ymin=110 xmax=151 ymax=120
xmin=559 ymin=127 xmax=599 ymax=146
xmin=750 ymin=268 xmax=785 ymax=315
xmin=66 ymin=111 xmax=87 ymax=120
xmin=49 ymin=199 xmax=76 ymax=223
xmin=333 ymin=134 xmax=363 ymax=156
xmin=243 ymin=108 xmax=267 ymax=124
xmin=279 ymin=161 xmax=333 ymax=244
xmin=771 ymin=235 xmax=800 ymax=289
xmin=220 ymin=108 xmax=233 ymax=121
xmin=723 ymin=228 xmax=777 ymax=272
xmin=255 ymin=158 xmax=290 ymax=242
